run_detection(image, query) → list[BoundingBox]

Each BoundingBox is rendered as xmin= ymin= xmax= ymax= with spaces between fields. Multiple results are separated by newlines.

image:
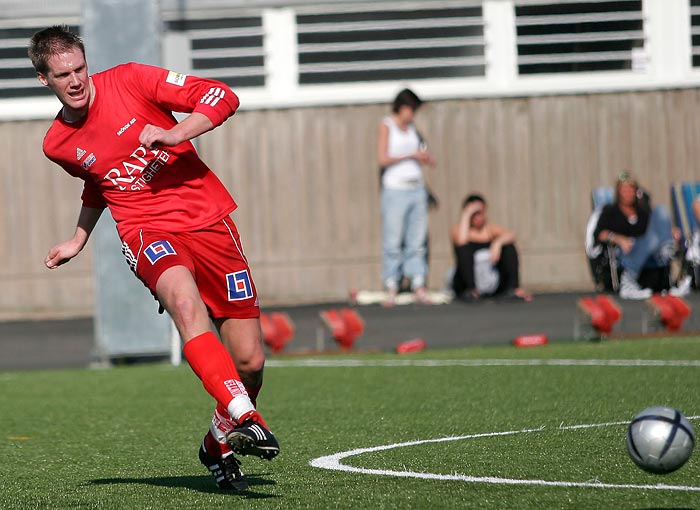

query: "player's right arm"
xmin=45 ymin=206 xmax=104 ymax=269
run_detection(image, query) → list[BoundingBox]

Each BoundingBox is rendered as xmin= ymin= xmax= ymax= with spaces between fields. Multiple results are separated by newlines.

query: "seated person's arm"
xmin=490 ymin=223 xmax=516 ymax=246
xmin=594 ymin=205 xmax=634 ymax=254
xmin=452 ymin=202 xmax=481 ymax=246
xmin=488 ymin=224 xmax=516 ymax=264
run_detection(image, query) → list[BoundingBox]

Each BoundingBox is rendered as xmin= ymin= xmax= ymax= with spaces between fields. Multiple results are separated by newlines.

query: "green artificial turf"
xmin=1 ymin=336 xmax=699 ymax=509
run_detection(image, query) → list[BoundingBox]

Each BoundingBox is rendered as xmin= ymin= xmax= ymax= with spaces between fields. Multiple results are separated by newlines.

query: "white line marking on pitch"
xmin=310 ymin=418 xmax=700 ymax=492
xmin=267 ymin=358 xmax=700 ymax=368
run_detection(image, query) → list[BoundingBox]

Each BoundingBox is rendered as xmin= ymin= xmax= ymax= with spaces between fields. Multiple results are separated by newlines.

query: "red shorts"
xmin=121 ymin=216 xmax=259 ymax=319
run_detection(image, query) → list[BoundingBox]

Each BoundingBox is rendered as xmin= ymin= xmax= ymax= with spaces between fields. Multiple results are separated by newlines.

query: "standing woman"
xmin=377 ymin=88 xmax=435 ymax=306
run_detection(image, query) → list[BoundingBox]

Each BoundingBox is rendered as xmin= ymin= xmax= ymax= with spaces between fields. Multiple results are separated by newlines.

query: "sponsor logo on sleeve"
xmin=165 ymin=70 xmax=187 ymax=87
xmin=144 ymin=240 xmax=176 ymax=264
xmin=226 ymin=270 xmax=253 ymax=301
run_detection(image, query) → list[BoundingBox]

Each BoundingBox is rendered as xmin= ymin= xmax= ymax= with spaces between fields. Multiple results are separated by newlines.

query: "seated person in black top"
xmin=593 ymin=172 xmax=677 ymax=299
xmin=450 ymin=194 xmax=531 ymax=302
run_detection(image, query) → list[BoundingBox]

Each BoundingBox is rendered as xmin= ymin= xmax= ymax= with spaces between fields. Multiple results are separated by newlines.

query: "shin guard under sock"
xmin=183 ymin=332 xmax=255 ymax=421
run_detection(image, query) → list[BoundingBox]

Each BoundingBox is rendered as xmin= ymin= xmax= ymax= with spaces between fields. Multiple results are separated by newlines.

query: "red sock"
xmin=203 ymin=430 xmax=232 ymax=457
xmin=202 ymin=403 xmax=236 ymax=457
xmin=239 ymin=409 xmax=270 ymax=429
xmin=183 ymin=332 xmax=252 ymax=414
xmin=215 ymin=402 xmax=231 ymax=423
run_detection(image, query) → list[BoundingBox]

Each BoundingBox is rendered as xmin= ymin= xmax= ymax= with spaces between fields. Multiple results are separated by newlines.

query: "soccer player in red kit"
xmin=28 ymin=25 xmax=278 ymax=492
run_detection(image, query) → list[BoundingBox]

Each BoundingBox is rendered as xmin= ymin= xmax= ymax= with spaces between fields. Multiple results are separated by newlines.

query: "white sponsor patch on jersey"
xmin=165 ymin=70 xmax=187 ymax=87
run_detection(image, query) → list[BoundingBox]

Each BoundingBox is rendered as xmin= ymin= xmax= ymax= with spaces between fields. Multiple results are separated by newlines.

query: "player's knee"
xmin=169 ymin=294 xmax=207 ymax=328
xmin=239 ymin=351 xmax=265 ymax=375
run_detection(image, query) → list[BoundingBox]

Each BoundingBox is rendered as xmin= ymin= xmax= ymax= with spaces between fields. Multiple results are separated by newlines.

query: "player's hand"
xmin=45 ymin=240 xmax=81 ymax=269
xmin=139 ymin=124 xmax=178 ymax=150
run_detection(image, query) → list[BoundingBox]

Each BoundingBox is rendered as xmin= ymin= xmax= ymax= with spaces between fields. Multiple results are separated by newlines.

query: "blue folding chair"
xmin=671 ymin=182 xmax=700 ymax=286
xmin=592 ymin=186 xmax=614 ymax=210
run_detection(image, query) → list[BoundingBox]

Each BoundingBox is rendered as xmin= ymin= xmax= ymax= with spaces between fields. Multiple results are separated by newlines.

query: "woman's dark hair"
xmin=462 ymin=194 xmax=486 ymax=209
xmin=391 ymin=88 xmax=423 ymax=113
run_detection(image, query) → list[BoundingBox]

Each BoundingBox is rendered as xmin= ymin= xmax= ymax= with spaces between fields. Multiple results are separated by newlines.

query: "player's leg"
xmin=155 ymin=265 xmax=257 ymax=423
xmin=155 ymin=266 xmax=259 ymax=487
xmin=198 ymin=404 xmax=248 ymax=491
xmin=155 ymin=265 xmax=210 ymax=338
xmin=125 ymin=233 xmax=254 ymax=417
xmin=215 ymin=316 xmax=265 ymax=402
xmin=198 ymin=316 xmax=265 ymax=466
xmin=214 ymin=317 xmax=279 ymax=460
xmin=121 ymin=232 xmax=251 ymax=490
xmin=190 ymin=217 xmax=279 ymax=460
xmin=123 ymin=231 xmax=257 ymax=489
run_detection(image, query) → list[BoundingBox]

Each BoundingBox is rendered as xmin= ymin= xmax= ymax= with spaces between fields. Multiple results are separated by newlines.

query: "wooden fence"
xmin=3 ymin=88 xmax=700 ymax=319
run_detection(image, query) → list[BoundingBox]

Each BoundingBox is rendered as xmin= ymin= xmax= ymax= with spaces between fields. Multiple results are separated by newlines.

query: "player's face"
xmin=37 ymin=48 xmax=91 ymax=118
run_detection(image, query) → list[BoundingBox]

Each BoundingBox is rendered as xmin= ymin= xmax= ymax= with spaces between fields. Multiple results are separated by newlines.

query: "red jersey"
xmin=43 ymin=62 xmax=239 ymax=239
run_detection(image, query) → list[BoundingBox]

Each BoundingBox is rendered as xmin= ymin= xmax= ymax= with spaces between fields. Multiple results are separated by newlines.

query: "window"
xmin=296 ymin=4 xmax=485 ymax=84
xmin=691 ymin=0 xmax=700 ymax=67
xmin=165 ymin=15 xmax=265 ymax=88
xmin=515 ymin=0 xmax=645 ymax=74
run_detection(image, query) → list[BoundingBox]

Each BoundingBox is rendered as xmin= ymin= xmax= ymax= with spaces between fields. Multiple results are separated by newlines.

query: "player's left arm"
xmin=45 ymin=205 xmax=104 ymax=269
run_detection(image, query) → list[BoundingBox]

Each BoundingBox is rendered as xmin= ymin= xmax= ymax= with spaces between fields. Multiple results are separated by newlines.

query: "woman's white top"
xmin=381 ymin=115 xmax=424 ymax=190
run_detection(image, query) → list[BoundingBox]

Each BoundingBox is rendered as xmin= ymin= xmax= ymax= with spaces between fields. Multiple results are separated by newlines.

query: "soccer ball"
xmin=626 ymin=405 xmax=696 ymax=474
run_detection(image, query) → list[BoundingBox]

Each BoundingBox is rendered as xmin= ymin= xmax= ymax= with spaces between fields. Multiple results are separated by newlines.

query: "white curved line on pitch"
xmin=309 ymin=419 xmax=700 ymax=492
xmin=267 ymin=359 xmax=700 ymax=368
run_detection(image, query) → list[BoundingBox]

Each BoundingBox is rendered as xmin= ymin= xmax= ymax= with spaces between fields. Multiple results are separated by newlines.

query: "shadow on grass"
xmin=88 ymin=473 xmax=278 ymax=498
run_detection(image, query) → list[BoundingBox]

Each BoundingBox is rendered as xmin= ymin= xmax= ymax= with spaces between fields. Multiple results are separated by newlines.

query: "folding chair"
xmin=585 ymin=186 xmax=619 ymax=291
xmin=671 ymin=182 xmax=700 ymax=287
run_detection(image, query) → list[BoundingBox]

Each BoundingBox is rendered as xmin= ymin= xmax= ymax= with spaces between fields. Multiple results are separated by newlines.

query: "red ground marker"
xmin=576 ymin=295 xmax=622 ymax=336
xmin=513 ymin=334 xmax=548 ymax=348
xmin=646 ymin=294 xmax=691 ymax=332
xmin=260 ymin=312 xmax=295 ymax=353
xmin=396 ymin=338 xmax=426 ymax=354
xmin=320 ymin=308 xmax=365 ymax=349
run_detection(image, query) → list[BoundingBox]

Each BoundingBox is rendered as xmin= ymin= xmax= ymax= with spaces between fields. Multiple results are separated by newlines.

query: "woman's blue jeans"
xmin=381 ymin=187 xmax=428 ymax=290
xmin=618 ymin=205 xmax=675 ymax=274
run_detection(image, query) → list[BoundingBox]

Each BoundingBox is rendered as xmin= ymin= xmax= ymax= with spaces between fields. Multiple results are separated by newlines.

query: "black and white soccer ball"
xmin=626 ymin=405 xmax=695 ymax=474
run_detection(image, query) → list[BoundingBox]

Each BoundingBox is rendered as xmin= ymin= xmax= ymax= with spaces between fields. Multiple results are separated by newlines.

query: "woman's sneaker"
xmin=669 ymin=275 xmax=692 ymax=297
xmin=198 ymin=444 xmax=249 ymax=491
xmin=619 ymin=272 xmax=652 ymax=300
xmin=226 ymin=411 xmax=280 ymax=461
